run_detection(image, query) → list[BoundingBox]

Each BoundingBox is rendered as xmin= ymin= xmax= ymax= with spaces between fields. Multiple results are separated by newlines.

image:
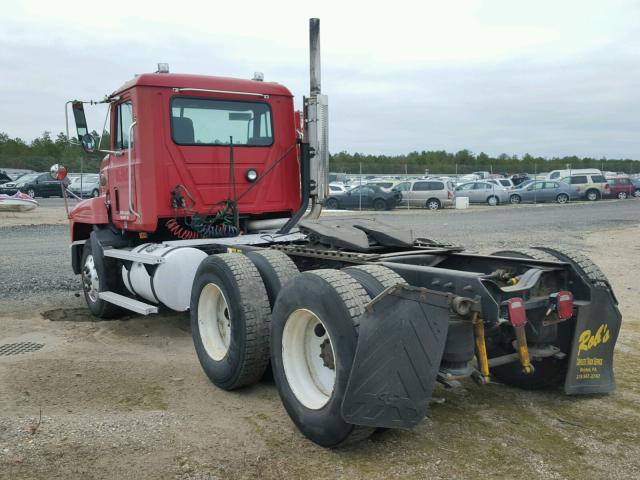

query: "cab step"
xmin=98 ymin=291 xmax=159 ymax=315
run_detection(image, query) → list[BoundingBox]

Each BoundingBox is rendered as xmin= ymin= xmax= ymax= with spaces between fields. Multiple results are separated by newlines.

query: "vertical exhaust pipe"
xmin=304 ymin=17 xmax=328 ymax=220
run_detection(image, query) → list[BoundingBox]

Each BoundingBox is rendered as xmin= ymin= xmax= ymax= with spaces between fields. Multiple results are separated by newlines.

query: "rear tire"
xmin=487 ymin=196 xmax=498 ymax=206
xmin=27 ymin=188 xmax=36 ymax=198
xmin=91 ymin=189 xmax=99 ymax=198
xmin=190 ymin=254 xmax=271 ymax=390
xmin=556 ymin=193 xmax=569 ymax=204
xmin=586 ymin=189 xmax=600 ymax=201
xmin=426 ymin=198 xmax=441 ymax=210
xmin=617 ymin=191 xmax=628 ymax=199
xmin=271 ymin=270 xmax=374 ymax=447
xmin=342 ymin=264 xmax=406 ymax=298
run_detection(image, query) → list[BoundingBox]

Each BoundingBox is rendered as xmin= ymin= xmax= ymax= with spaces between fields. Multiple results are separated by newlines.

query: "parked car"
xmin=487 ymin=178 xmax=515 ymax=190
xmin=453 ymin=181 xmax=509 ymax=206
xmin=631 ymin=177 xmax=640 ymax=197
xmin=559 ymin=174 xmax=610 ymax=201
xmin=508 ymin=180 xmax=577 ymax=204
xmin=548 ymin=168 xmax=602 ymax=180
xmin=68 ymin=174 xmax=100 ymax=198
xmin=325 ymin=184 xmax=400 ymax=210
xmin=605 ymin=176 xmax=635 ymax=199
xmin=0 ymin=172 xmax=70 ymax=198
xmin=393 ymin=179 xmax=454 ymax=210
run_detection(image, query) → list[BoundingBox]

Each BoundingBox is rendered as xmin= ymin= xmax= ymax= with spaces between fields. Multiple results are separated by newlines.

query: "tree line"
xmin=1 ymin=131 xmax=638 ymax=176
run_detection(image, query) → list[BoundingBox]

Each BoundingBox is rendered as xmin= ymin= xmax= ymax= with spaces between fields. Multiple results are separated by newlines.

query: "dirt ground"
xmin=1 ymin=220 xmax=639 ymax=479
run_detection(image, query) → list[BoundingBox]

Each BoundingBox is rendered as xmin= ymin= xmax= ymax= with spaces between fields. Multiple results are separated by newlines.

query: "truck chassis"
xmin=73 ymin=217 xmax=621 ymax=447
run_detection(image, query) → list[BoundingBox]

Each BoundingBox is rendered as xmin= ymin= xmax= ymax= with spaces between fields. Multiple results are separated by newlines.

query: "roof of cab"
xmin=111 ymin=73 xmax=293 ymax=98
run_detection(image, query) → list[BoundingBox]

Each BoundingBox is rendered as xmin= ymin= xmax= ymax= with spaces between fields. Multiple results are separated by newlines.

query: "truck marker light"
xmin=246 ymin=169 xmax=258 ymax=182
xmin=547 ymin=291 xmax=574 ymax=320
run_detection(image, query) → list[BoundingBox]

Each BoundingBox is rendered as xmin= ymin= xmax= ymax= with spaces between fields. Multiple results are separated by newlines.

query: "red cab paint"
xmin=70 ymin=73 xmax=301 ymax=237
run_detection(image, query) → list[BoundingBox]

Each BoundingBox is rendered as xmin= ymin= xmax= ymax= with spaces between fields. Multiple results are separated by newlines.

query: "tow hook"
xmin=504 ymin=297 xmax=534 ymax=375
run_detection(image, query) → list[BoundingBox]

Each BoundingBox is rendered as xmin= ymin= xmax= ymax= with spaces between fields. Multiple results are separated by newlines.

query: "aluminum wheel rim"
xmin=587 ymin=192 xmax=597 ymax=200
xmin=488 ymin=197 xmax=497 ymax=206
xmin=427 ymin=200 xmax=439 ymax=210
xmin=282 ymin=309 xmax=336 ymax=410
xmin=618 ymin=192 xmax=627 ymax=199
xmin=558 ymin=194 xmax=568 ymax=204
xmin=82 ymin=254 xmax=100 ymax=303
xmin=510 ymin=195 xmax=520 ymax=204
xmin=198 ymin=283 xmax=232 ymax=361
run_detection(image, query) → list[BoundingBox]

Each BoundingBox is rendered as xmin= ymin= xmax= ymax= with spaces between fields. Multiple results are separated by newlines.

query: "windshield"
xmin=171 ymin=97 xmax=273 ymax=146
xmin=15 ymin=173 xmax=39 ymax=186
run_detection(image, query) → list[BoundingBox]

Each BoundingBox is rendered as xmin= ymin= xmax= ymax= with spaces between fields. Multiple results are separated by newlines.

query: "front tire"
xmin=27 ymin=188 xmax=36 ymax=198
xmin=510 ymin=194 xmax=521 ymax=204
xmin=80 ymin=241 xmax=125 ymax=319
xmin=91 ymin=189 xmax=100 ymax=198
xmin=325 ymin=198 xmax=339 ymax=210
xmin=191 ymin=254 xmax=271 ymax=390
xmin=271 ymin=270 xmax=374 ymax=447
xmin=373 ymin=198 xmax=387 ymax=211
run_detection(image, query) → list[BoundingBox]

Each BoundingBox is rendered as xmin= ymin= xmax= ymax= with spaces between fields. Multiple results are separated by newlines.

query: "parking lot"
xmin=1 ymin=200 xmax=640 ymax=479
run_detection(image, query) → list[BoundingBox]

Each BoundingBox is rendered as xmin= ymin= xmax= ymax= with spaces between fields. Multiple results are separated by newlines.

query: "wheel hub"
xmin=198 ymin=283 xmax=232 ymax=361
xmin=282 ymin=309 xmax=336 ymax=410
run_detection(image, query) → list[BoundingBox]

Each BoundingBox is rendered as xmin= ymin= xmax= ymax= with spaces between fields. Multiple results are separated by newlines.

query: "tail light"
xmin=448 ymin=191 xmax=452 ymax=199
xmin=604 ymin=183 xmax=610 ymax=190
xmin=548 ymin=291 xmax=574 ymax=320
xmin=504 ymin=297 xmax=527 ymax=327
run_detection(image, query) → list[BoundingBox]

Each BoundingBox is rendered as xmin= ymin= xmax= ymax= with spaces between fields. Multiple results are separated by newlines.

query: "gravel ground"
xmin=0 ymin=200 xmax=639 ymax=479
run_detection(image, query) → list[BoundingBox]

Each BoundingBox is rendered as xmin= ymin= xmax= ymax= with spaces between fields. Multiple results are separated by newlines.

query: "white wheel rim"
xmin=619 ymin=193 xmax=626 ymax=199
xmin=82 ymin=254 xmax=100 ymax=303
xmin=428 ymin=201 xmax=438 ymax=209
xmin=198 ymin=283 xmax=232 ymax=361
xmin=282 ymin=309 xmax=336 ymax=410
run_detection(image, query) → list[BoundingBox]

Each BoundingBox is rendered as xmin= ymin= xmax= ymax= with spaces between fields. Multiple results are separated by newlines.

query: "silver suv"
xmin=393 ymin=179 xmax=454 ymax=210
xmin=559 ymin=174 xmax=610 ymax=201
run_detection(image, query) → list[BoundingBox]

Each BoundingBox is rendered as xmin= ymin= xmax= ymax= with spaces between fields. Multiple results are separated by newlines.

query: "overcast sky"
xmin=1 ymin=0 xmax=638 ymax=158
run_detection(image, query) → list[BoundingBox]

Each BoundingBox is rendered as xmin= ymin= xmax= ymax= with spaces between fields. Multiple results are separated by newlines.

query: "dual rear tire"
xmin=190 ymin=252 xmax=405 ymax=447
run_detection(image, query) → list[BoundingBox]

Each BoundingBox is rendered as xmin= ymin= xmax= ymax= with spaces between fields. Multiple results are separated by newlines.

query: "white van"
xmin=547 ymin=168 xmax=602 ymax=180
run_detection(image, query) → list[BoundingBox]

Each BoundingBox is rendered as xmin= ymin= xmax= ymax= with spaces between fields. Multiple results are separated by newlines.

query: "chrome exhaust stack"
xmin=304 ymin=17 xmax=328 ymax=219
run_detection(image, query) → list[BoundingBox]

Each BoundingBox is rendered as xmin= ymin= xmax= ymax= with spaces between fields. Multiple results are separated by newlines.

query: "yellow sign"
xmin=577 ymin=323 xmax=611 ymax=356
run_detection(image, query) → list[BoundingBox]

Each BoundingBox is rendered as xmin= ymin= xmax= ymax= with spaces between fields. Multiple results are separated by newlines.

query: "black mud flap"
xmin=564 ymin=287 xmax=622 ymax=394
xmin=341 ymin=285 xmax=450 ymax=429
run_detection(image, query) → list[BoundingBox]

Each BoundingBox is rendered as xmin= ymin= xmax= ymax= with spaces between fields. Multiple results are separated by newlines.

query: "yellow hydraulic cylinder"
xmin=472 ymin=313 xmax=490 ymax=383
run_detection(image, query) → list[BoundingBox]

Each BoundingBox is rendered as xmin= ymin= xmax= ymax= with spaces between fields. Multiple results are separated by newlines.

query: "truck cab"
xmin=69 ymin=73 xmax=302 ymax=240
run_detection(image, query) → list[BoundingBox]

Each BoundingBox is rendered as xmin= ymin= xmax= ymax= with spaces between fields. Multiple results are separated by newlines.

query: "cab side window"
xmin=115 ymin=101 xmax=134 ymax=150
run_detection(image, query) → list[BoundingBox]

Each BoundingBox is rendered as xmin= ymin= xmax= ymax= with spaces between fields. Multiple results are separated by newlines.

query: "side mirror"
xmin=80 ymin=133 xmax=96 ymax=154
xmin=50 ymin=164 xmax=68 ymax=181
xmin=72 ymin=102 xmax=90 ymax=141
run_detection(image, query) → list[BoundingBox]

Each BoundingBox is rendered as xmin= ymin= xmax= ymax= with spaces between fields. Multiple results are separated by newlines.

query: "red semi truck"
xmin=52 ymin=19 xmax=622 ymax=447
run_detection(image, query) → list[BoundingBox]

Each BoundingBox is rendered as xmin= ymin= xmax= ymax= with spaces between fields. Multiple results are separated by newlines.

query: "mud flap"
xmin=341 ymin=285 xmax=450 ymax=429
xmin=564 ymin=287 xmax=622 ymax=394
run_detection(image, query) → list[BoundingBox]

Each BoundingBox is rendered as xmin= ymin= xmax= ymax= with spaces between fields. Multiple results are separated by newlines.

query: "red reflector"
xmin=556 ymin=290 xmax=574 ymax=320
xmin=506 ymin=297 xmax=527 ymax=327
xmin=605 ymin=184 xmax=610 ymax=190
